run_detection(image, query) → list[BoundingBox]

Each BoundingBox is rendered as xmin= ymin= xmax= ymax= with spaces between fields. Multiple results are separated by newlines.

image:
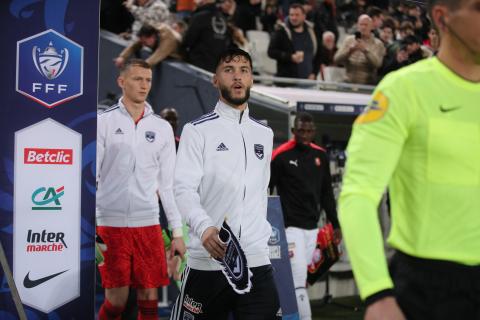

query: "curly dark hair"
xmin=215 ymin=47 xmax=253 ymax=70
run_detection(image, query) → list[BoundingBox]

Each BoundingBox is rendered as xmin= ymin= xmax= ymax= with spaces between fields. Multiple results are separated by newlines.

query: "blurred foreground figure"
xmin=339 ymin=1 xmax=480 ymax=319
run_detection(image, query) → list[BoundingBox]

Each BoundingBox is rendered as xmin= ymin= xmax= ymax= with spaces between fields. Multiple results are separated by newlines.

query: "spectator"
xmin=319 ymin=31 xmax=338 ymax=65
xmin=379 ymin=34 xmax=431 ymax=80
xmin=379 ymin=42 xmax=409 ymax=78
xmin=261 ymin=3 xmax=279 ymax=34
xmin=114 ymin=24 xmax=183 ymax=69
xmin=176 ymin=0 xmax=195 ymax=19
xmin=160 ymin=108 xmax=180 ymax=149
xmin=233 ymin=0 xmax=262 ymax=33
xmin=100 ymin=0 xmax=134 ymax=34
xmin=370 ymin=0 xmax=389 ymax=10
xmin=397 ymin=20 xmax=415 ymax=41
xmin=367 ymin=6 xmax=384 ymax=38
xmin=337 ymin=0 xmax=369 ymax=29
xmin=222 ymin=0 xmax=238 ymax=17
xmin=423 ymin=27 xmax=440 ymax=55
xmin=334 ymin=14 xmax=385 ymax=85
xmin=124 ymin=0 xmax=171 ymax=38
xmin=309 ymin=0 xmax=339 ymax=43
xmin=391 ymin=1 xmax=409 ymax=24
xmin=96 ymin=59 xmax=186 ymax=320
xmin=384 ymin=20 xmax=414 ymax=59
xmin=379 ymin=18 xmax=396 ymax=47
xmin=270 ymin=112 xmax=341 ymax=320
xmin=181 ymin=0 xmax=234 ymax=72
xmin=403 ymin=34 xmax=432 ymax=64
xmin=404 ymin=3 xmax=428 ymax=38
xmin=219 ymin=0 xmax=252 ymax=53
xmin=268 ymin=3 xmax=320 ymax=80
xmin=317 ymin=31 xmax=338 ymax=80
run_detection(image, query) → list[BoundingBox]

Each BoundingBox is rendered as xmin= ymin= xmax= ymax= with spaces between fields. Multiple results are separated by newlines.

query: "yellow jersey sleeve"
xmin=339 ymin=72 xmax=414 ymax=299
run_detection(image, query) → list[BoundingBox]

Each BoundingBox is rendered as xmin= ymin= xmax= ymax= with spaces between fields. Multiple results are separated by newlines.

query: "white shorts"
xmin=285 ymin=227 xmax=318 ymax=288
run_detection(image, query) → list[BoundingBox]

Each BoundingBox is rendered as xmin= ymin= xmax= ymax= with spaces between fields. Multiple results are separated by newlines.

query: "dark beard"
xmin=220 ymin=85 xmax=251 ymax=107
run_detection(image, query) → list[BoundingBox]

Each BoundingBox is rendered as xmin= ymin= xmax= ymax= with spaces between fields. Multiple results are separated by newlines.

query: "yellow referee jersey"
xmin=339 ymin=57 xmax=480 ymax=299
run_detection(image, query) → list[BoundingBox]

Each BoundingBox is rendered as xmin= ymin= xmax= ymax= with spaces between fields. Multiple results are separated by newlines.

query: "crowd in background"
xmin=101 ymin=0 xmax=439 ymax=85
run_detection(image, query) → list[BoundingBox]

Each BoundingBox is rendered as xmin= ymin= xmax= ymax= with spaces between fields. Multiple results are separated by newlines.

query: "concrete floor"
xmin=312 ymin=296 xmax=365 ymax=320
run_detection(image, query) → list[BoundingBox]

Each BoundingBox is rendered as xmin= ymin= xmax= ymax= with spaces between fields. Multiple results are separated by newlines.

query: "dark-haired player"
xmin=270 ymin=112 xmax=341 ymax=320
xmin=171 ymin=48 xmax=280 ymax=319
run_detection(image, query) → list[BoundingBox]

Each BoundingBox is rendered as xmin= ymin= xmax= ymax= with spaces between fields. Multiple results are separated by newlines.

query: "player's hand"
xmin=171 ymin=237 xmax=186 ymax=259
xmin=365 ymin=297 xmax=406 ymax=320
xmin=201 ymin=227 xmax=227 ymax=259
xmin=333 ymin=228 xmax=342 ymax=245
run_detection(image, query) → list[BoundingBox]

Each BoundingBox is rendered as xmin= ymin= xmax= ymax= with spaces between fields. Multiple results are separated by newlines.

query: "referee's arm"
xmin=338 ymin=79 xmax=411 ymax=301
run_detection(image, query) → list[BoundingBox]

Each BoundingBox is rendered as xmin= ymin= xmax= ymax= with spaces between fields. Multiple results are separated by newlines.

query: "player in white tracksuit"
xmin=96 ymin=59 xmax=185 ymax=320
xmin=170 ymin=48 xmax=280 ymax=320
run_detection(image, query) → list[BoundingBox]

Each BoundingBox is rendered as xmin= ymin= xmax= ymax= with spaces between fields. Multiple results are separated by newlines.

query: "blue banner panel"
xmin=267 ymin=197 xmax=299 ymax=320
xmin=0 ymin=1 xmax=98 ymax=318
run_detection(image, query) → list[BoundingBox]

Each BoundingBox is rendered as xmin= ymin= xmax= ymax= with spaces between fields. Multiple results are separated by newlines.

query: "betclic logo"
xmin=24 ymin=148 xmax=73 ymax=165
xmin=31 ymin=186 xmax=64 ymax=211
xmin=16 ymin=29 xmax=83 ymax=108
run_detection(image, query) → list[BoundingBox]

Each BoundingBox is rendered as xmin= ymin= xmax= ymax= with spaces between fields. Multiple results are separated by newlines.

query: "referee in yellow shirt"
xmin=339 ymin=1 xmax=480 ymax=319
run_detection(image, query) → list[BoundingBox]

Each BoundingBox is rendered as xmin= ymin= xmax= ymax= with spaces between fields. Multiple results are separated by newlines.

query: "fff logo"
xmin=31 ymin=186 xmax=64 ymax=211
xmin=16 ymin=29 xmax=83 ymax=108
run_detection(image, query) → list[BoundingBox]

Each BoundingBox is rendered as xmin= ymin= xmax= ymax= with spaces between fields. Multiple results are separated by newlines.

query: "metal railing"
xmin=253 ymin=75 xmax=375 ymax=94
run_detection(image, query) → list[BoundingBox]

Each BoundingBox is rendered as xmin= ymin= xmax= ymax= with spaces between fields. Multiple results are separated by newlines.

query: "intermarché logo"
xmin=32 ymin=186 xmax=64 ymax=210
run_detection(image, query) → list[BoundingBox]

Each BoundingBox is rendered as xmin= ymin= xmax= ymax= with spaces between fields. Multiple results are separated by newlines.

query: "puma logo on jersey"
xmin=289 ymin=160 xmax=298 ymax=167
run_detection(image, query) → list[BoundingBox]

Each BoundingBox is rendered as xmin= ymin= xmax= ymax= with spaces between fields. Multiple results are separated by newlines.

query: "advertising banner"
xmin=0 ymin=1 xmax=98 ymax=318
xmin=14 ymin=119 xmax=82 ymax=313
xmin=267 ymin=196 xmax=299 ymax=320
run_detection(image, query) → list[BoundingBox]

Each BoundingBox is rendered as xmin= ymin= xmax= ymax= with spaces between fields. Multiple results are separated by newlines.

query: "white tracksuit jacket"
xmin=174 ymin=100 xmax=273 ymax=270
xmin=96 ymin=98 xmax=182 ymax=233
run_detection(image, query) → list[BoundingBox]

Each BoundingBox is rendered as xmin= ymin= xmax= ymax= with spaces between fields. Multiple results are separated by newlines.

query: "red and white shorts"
xmin=96 ymin=225 xmax=169 ymax=289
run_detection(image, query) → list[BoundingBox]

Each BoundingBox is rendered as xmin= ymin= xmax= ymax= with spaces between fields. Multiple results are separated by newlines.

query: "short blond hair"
xmin=119 ymin=59 xmax=151 ymax=75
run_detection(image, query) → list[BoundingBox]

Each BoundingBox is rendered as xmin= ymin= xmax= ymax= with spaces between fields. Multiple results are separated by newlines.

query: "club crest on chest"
xmin=145 ymin=131 xmax=155 ymax=143
xmin=254 ymin=144 xmax=264 ymax=160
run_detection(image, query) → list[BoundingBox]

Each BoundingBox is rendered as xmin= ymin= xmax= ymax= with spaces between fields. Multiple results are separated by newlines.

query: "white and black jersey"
xmin=96 ymin=98 xmax=182 ymax=233
xmin=174 ymin=100 xmax=274 ymax=271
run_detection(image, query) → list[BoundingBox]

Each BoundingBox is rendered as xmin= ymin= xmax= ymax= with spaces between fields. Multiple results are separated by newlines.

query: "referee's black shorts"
xmin=391 ymin=251 xmax=480 ymax=320
xmin=170 ymin=264 xmax=280 ymax=320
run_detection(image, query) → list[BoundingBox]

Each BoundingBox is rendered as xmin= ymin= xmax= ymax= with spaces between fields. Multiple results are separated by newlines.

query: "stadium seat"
xmin=323 ymin=66 xmax=347 ymax=83
xmin=246 ymin=30 xmax=277 ymax=76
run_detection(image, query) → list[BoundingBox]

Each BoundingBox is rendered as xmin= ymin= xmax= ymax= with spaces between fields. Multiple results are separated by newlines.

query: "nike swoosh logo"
xmin=439 ymin=105 xmax=461 ymax=113
xmin=23 ymin=270 xmax=68 ymax=288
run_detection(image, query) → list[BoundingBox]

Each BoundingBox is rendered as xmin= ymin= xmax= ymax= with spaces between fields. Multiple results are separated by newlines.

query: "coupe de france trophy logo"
xmin=17 ymin=29 xmax=83 ymax=108
xmin=32 ymin=41 xmax=69 ymax=80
